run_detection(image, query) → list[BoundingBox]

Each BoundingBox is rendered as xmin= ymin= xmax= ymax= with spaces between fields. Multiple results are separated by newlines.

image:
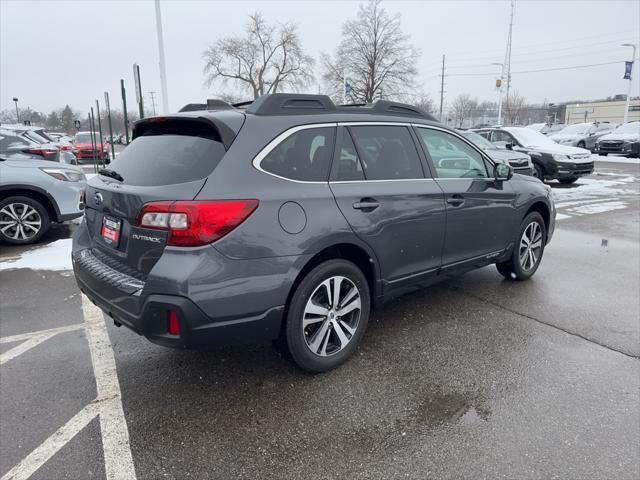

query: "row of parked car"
xmin=527 ymin=121 xmax=640 ymax=157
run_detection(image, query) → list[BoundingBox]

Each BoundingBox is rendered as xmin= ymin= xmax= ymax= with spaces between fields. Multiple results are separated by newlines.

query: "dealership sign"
xmin=623 ymin=61 xmax=633 ymax=80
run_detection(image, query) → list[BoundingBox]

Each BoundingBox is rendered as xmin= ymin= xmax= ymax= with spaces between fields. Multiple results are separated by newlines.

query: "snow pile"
xmin=1 ymin=239 xmax=73 ymax=271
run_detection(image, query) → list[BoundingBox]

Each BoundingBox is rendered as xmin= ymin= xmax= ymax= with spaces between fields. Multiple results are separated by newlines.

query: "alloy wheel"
xmin=0 ymin=203 xmax=42 ymax=241
xmin=519 ymin=221 xmax=543 ymax=271
xmin=302 ymin=275 xmax=362 ymax=357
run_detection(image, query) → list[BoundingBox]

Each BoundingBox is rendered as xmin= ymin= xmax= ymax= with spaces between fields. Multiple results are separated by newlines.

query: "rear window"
xmin=107 ymin=120 xmax=226 ymax=186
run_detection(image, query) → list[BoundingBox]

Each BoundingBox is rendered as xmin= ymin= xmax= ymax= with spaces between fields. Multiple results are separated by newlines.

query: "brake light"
xmin=27 ymin=148 xmax=57 ymax=159
xmin=137 ymin=200 xmax=258 ymax=246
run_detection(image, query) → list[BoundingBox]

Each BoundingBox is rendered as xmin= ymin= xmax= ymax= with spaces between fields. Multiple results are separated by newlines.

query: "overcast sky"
xmin=1 ymin=0 xmax=639 ymax=115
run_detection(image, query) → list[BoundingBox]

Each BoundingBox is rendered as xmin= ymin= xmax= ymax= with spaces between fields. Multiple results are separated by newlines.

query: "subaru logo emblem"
xmin=94 ymin=192 xmax=103 ymax=205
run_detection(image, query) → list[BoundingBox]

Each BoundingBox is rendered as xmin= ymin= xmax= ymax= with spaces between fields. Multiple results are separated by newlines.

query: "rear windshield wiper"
xmin=98 ymin=168 xmax=124 ymax=182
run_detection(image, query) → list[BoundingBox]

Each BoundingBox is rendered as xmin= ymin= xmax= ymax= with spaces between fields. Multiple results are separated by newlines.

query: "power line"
xmin=447 ymin=59 xmax=635 ymax=77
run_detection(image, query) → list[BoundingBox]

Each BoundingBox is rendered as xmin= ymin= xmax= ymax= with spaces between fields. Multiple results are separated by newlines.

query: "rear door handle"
xmin=446 ymin=194 xmax=465 ymax=207
xmin=353 ymin=199 xmax=380 ymax=211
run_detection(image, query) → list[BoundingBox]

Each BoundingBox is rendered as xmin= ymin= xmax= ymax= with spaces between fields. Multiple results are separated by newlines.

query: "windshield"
xmin=458 ymin=130 xmax=495 ymax=149
xmin=505 ymin=127 xmax=556 ymax=147
xmin=75 ymin=133 xmax=98 ymax=143
xmin=559 ymin=123 xmax=591 ymax=135
xmin=613 ymin=122 xmax=640 ymax=134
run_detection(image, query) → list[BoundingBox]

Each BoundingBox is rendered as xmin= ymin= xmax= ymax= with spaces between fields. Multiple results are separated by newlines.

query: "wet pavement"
xmin=1 ymin=159 xmax=639 ymax=479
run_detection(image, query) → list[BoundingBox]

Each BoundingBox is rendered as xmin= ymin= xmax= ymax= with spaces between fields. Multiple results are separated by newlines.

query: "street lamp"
xmin=622 ymin=43 xmax=637 ymax=124
xmin=491 ymin=62 xmax=504 ymax=125
xmin=12 ymin=97 xmax=19 ymax=123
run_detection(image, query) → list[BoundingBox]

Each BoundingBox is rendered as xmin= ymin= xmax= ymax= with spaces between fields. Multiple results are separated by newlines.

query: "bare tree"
xmin=322 ymin=0 xmax=420 ymax=103
xmin=414 ymin=94 xmax=436 ymax=115
xmin=450 ymin=94 xmax=478 ymax=128
xmin=202 ymin=13 xmax=314 ymax=99
xmin=504 ymin=90 xmax=527 ymax=125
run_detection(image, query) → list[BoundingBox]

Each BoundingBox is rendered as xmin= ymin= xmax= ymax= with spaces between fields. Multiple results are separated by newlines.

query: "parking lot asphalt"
xmin=1 ymin=159 xmax=639 ymax=480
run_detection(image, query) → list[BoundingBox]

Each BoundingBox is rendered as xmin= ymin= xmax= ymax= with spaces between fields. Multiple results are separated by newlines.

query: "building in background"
xmin=564 ymin=99 xmax=640 ymax=125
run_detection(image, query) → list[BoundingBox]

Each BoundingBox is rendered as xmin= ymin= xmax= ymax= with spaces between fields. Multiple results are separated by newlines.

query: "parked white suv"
xmin=0 ymin=138 xmax=86 ymax=244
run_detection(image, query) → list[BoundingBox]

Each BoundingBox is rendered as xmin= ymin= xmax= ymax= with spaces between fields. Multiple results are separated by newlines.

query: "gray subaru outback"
xmin=72 ymin=94 xmax=555 ymax=372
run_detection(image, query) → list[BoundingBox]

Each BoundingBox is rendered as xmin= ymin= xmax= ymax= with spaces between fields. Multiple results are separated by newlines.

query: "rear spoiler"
xmin=132 ymin=115 xmax=240 ymax=151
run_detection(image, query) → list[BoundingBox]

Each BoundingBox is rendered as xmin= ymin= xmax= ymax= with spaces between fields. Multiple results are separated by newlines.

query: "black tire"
xmin=577 ymin=141 xmax=586 ymax=149
xmin=533 ymin=164 xmax=544 ymax=181
xmin=558 ymin=177 xmax=578 ymax=185
xmin=600 ymin=153 xmax=608 ymax=157
xmin=0 ymin=196 xmax=51 ymax=245
xmin=284 ymin=259 xmax=370 ymax=373
xmin=496 ymin=211 xmax=546 ymax=281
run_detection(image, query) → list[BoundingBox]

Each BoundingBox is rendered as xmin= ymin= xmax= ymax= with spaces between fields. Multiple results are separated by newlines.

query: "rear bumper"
xmin=71 ymin=223 xmax=301 ymax=349
xmin=76 ymin=271 xmax=283 ymax=348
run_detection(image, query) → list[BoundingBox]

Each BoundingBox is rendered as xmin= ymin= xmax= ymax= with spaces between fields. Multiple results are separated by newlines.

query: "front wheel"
xmin=496 ymin=212 xmax=546 ymax=281
xmin=533 ymin=164 xmax=544 ymax=181
xmin=0 ymin=196 xmax=51 ymax=245
xmin=284 ymin=259 xmax=370 ymax=373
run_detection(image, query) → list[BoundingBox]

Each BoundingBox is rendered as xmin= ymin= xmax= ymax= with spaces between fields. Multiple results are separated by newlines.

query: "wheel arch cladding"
xmin=282 ymin=243 xmax=378 ymax=330
xmin=525 ymin=201 xmax=550 ymax=238
xmin=0 ymin=188 xmax=58 ymax=222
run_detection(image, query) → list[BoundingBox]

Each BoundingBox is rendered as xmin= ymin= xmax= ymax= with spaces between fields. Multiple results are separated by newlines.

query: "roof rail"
xmin=246 ymin=93 xmax=337 ymax=115
xmin=232 ymin=100 xmax=254 ymax=109
xmin=370 ymin=100 xmax=438 ymax=121
xmin=178 ymin=99 xmax=233 ymax=113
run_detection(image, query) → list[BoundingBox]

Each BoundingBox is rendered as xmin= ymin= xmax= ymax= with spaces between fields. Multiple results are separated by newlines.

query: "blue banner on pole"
xmin=345 ymin=83 xmax=352 ymax=96
xmin=623 ymin=61 xmax=633 ymax=80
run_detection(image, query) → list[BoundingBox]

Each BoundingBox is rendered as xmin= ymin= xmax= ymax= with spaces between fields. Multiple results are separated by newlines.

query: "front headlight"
xmin=552 ymin=153 xmax=570 ymax=161
xmin=40 ymin=168 xmax=86 ymax=182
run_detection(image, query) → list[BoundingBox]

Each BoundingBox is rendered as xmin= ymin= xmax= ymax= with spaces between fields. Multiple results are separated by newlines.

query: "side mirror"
xmin=505 ymin=143 xmax=513 ymax=150
xmin=495 ymin=162 xmax=513 ymax=181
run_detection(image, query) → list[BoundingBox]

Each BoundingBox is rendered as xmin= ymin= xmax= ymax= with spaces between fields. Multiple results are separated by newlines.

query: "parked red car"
xmin=72 ymin=132 xmax=110 ymax=161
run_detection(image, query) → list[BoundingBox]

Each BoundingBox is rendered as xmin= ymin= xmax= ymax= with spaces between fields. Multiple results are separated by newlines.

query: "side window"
xmin=491 ymin=130 xmax=516 ymax=147
xmin=333 ymin=129 xmax=365 ymax=181
xmin=348 ymin=126 xmax=424 ymax=180
xmin=417 ymin=128 xmax=490 ymax=179
xmin=0 ymin=133 xmax=29 ymax=152
xmin=261 ymin=127 xmax=335 ymax=181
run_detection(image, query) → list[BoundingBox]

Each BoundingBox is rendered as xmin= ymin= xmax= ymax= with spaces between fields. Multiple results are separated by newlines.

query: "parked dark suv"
xmin=72 ymin=94 xmax=555 ymax=372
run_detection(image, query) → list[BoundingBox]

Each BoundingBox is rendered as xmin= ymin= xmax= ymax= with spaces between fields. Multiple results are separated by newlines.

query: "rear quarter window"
xmin=107 ymin=120 xmax=226 ymax=186
xmin=260 ymin=127 xmax=335 ymax=181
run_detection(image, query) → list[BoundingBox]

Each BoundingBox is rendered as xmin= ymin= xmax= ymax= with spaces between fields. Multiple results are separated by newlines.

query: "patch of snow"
xmin=568 ymin=201 xmax=628 ymax=215
xmin=592 ymin=155 xmax=640 ymax=165
xmin=0 ymin=239 xmax=73 ymax=271
xmin=555 ymin=213 xmax=571 ymax=220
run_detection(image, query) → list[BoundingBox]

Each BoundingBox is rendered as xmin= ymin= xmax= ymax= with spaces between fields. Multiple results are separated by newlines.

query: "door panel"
xmin=414 ymin=126 xmax=518 ymax=266
xmin=436 ymin=179 xmax=517 ymax=265
xmin=329 ymin=126 xmax=446 ymax=285
xmin=330 ymin=180 xmax=446 ymax=282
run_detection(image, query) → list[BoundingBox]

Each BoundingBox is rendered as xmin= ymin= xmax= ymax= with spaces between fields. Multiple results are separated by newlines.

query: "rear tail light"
xmin=137 ymin=200 xmax=258 ymax=247
xmin=26 ymin=148 xmax=58 ymax=159
xmin=167 ymin=310 xmax=180 ymax=336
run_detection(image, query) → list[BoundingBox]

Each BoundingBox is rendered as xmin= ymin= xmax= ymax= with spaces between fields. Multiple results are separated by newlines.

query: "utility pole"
xmin=439 ymin=54 xmax=446 ymax=122
xmin=12 ymin=97 xmax=19 ymax=123
xmin=120 ymin=79 xmax=130 ymax=144
xmin=155 ymin=0 xmax=169 ymax=114
xmin=503 ymin=0 xmax=515 ymax=124
xmin=148 ymin=91 xmax=158 ymax=115
xmin=95 ymin=100 xmax=104 ymax=167
xmin=104 ymin=92 xmax=115 ymax=162
xmin=622 ymin=43 xmax=637 ymax=124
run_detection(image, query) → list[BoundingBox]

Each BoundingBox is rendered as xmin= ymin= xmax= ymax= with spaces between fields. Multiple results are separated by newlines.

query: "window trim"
xmin=412 ymin=124 xmax=497 ymax=180
xmin=252 ymin=122 xmax=337 ymax=184
xmin=252 ymin=121 xmax=496 ymax=184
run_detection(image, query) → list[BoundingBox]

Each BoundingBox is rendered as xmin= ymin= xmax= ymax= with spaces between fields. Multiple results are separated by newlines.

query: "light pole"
xmin=12 ymin=97 xmax=19 ymax=123
xmin=622 ymin=43 xmax=637 ymax=124
xmin=492 ymin=62 xmax=504 ymax=125
xmin=155 ymin=0 xmax=169 ymax=113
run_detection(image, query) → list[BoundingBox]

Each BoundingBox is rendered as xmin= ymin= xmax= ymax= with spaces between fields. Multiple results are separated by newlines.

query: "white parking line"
xmin=0 ymin=403 xmax=101 ymax=480
xmin=0 ymin=297 xmax=136 ymax=480
xmin=0 ymin=324 xmax=84 ymax=366
xmin=82 ymin=295 xmax=136 ymax=480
